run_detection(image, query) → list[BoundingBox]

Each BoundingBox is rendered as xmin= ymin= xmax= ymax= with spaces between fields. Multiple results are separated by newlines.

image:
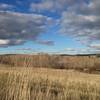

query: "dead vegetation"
xmin=0 ymin=54 xmax=100 ymax=73
xmin=0 ymin=67 xmax=100 ymax=100
xmin=0 ymin=54 xmax=100 ymax=100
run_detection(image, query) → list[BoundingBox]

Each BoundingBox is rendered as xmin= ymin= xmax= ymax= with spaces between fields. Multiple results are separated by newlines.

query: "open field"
xmin=0 ymin=66 xmax=100 ymax=100
xmin=0 ymin=54 xmax=100 ymax=100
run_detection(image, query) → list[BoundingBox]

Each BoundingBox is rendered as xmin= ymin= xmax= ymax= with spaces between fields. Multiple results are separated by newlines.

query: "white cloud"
xmin=0 ymin=3 xmax=14 ymax=10
xmin=64 ymin=48 xmax=75 ymax=51
xmin=89 ymin=43 xmax=100 ymax=50
xmin=30 ymin=0 xmax=80 ymax=13
xmin=60 ymin=12 xmax=100 ymax=39
xmin=30 ymin=1 xmax=54 ymax=12
xmin=36 ymin=40 xmax=55 ymax=46
xmin=0 ymin=39 xmax=9 ymax=45
xmin=0 ymin=0 xmax=100 ymax=54
xmin=64 ymin=47 xmax=100 ymax=54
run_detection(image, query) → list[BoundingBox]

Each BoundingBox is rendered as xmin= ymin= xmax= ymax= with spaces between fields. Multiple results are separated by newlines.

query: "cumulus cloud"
xmin=64 ymin=48 xmax=83 ymax=54
xmin=30 ymin=0 xmax=100 ymax=49
xmin=80 ymin=0 xmax=100 ymax=15
xmin=60 ymin=12 xmax=100 ymax=41
xmin=0 ymin=3 xmax=14 ymax=10
xmin=63 ymin=47 xmax=100 ymax=54
xmin=36 ymin=40 xmax=55 ymax=46
xmin=59 ymin=0 xmax=100 ymax=53
xmin=64 ymin=48 xmax=75 ymax=52
xmin=89 ymin=43 xmax=100 ymax=50
xmin=0 ymin=11 xmax=55 ymax=47
xmin=16 ymin=48 xmax=33 ymax=51
xmin=0 ymin=0 xmax=100 ymax=54
xmin=0 ymin=39 xmax=9 ymax=45
xmin=30 ymin=0 xmax=81 ymax=14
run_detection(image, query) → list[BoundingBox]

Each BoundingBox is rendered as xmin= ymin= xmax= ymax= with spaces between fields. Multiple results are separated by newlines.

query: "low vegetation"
xmin=0 ymin=54 xmax=100 ymax=73
xmin=0 ymin=67 xmax=100 ymax=100
xmin=0 ymin=54 xmax=100 ymax=100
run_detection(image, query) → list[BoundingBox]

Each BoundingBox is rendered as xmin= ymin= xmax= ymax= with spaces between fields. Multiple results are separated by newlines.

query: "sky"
xmin=0 ymin=0 xmax=100 ymax=54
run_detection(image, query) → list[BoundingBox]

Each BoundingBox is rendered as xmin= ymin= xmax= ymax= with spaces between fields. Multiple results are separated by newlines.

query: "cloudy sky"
xmin=0 ymin=0 xmax=100 ymax=54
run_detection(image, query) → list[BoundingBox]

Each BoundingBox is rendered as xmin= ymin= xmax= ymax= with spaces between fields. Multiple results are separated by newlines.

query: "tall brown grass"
xmin=0 ymin=54 xmax=100 ymax=73
xmin=0 ymin=67 xmax=100 ymax=100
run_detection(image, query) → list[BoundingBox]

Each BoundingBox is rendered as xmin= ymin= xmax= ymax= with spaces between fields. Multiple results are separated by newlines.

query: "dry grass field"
xmin=0 ymin=66 xmax=100 ymax=100
xmin=0 ymin=54 xmax=100 ymax=100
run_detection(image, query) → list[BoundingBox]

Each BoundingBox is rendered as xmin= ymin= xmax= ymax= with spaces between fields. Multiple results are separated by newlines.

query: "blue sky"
xmin=0 ymin=0 xmax=100 ymax=54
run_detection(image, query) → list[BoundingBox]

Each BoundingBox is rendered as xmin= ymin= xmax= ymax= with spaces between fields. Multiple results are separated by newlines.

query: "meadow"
xmin=0 ymin=67 xmax=100 ymax=100
xmin=0 ymin=54 xmax=100 ymax=100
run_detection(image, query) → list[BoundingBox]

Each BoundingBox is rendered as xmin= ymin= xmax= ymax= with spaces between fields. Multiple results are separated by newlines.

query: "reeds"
xmin=0 ymin=67 xmax=100 ymax=100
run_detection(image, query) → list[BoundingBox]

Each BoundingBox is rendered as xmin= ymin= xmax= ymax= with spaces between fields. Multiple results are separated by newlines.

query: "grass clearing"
xmin=0 ymin=67 xmax=100 ymax=100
